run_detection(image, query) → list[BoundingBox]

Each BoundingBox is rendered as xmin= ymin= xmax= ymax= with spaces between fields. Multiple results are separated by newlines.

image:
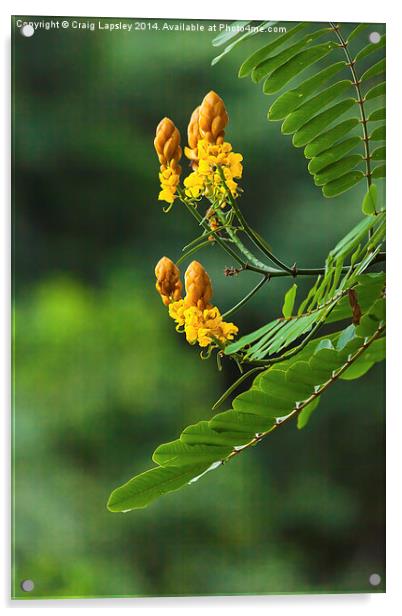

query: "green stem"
xmin=221 ymin=275 xmax=269 ymax=320
xmin=212 ymin=366 xmax=265 ymax=411
xmin=176 ymin=239 xmax=214 ymax=265
xmin=216 ymin=166 xmax=295 ymax=274
xmin=224 ymin=323 xmax=385 ymax=463
xmin=179 ymin=192 xmax=245 ymax=267
xmin=329 ymin=22 xmax=372 ymax=190
xmin=182 ymin=231 xmax=209 ymax=252
xmin=177 ymin=190 xmax=386 ymax=277
xmin=329 ymin=22 xmax=376 ymax=238
xmin=214 ymin=208 xmax=276 ymax=274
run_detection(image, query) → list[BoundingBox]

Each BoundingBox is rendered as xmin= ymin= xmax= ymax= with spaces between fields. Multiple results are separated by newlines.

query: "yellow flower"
xmin=183 ymin=139 xmax=243 ymax=202
xmin=181 ymin=306 xmax=202 ymax=344
xmin=183 ymin=171 xmax=205 ymax=199
xmin=168 ymin=299 xmax=186 ymax=327
xmin=184 ymin=305 xmax=238 ymax=348
xmin=163 ymin=260 xmax=238 ymax=349
xmin=158 ymin=163 xmax=181 ymax=204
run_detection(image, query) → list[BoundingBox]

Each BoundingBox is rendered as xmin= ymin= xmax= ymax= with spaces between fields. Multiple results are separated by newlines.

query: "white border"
xmin=2 ymin=0 xmax=402 ymax=613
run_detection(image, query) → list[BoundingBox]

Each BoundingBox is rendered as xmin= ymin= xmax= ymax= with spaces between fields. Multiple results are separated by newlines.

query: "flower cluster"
xmin=153 ymin=91 xmax=243 ymax=207
xmin=154 ymin=118 xmax=182 ymax=204
xmin=183 ymin=139 xmax=243 ymax=203
xmin=169 ymin=301 xmax=238 ymax=347
xmin=155 ymin=258 xmax=238 ymax=348
xmin=184 ymin=91 xmax=228 ymax=166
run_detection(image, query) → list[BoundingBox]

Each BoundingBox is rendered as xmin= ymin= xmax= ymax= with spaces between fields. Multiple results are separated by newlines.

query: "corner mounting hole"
xmin=369 ymin=573 xmax=381 ymax=586
xmin=21 ymin=24 xmax=35 ymax=37
xmin=369 ymin=31 xmax=381 ymax=44
xmin=21 ymin=579 xmax=34 ymax=592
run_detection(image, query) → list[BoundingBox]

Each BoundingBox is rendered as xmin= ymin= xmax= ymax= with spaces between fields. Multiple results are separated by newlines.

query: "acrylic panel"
xmin=12 ymin=16 xmax=386 ymax=599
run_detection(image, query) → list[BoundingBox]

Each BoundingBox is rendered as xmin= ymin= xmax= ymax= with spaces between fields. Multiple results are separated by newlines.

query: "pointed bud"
xmin=154 ymin=117 xmax=182 ymax=170
xmin=184 ymin=261 xmax=213 ymax=310
xmin=198 ymin=91 xmax=228 ymax=144
xmin=155 ymin=256 xmax=182 ymax=306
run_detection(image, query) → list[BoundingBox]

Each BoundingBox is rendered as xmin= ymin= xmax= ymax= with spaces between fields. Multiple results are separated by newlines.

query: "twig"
xmin=223 ymin=323 xmax=385 ymax=463
xmin=221 ymin=275 xmax=270 ymax=320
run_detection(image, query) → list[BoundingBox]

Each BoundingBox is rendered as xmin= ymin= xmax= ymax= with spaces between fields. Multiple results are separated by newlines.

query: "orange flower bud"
xmin=155 ymin=256 xmax=182 ymax=306
xmin=184 ymin=261 xmax=213 ymax=310
xmin=184 ymin=106 xmax=201 ymax=167
xmin=187 ymin=106 xmax=201 ymax=151
xmin=198 ymin=91 xmax=228 ymax=145
xmin=154 ymin=117 xmax=182 ymax=171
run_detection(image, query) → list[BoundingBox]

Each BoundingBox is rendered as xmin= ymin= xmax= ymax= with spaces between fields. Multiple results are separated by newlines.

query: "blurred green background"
xmin=12 ymin=17 xmax=385 ymax=598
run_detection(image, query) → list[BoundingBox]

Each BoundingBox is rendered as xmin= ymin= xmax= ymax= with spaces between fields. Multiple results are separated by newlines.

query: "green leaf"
xmin=297 ymin=275 xmax=322 ymax=315
xmin=370 ymin=125 xmax=385 ymax=141
xmin=252 ymin=28 xmax=330 ymax=83
xmin=368 ymin=108 xmax=385 ymax=122
xmin=372 ymin=165 xmax=386 ymax=179
xmin=212 ymin=21 xmax=252 ymax=46
xmin=308 ymin=137 xmax=361 ymax=174
xmin=336 ymin=324 xmax=356 ymax=351
xmin=246 ymin=313 xmax=318 ymax=360
xmin=153 ymin=439 xmax=232 ymax=467
xmin=327 ymin=256 xmax=345 ymax=297
xmin=238 ymin=22 xmax=307 ymax=77
xmin=297 ymin=396 xmax=320 ymax=429
xmin=310 ymin=346 xmax=340 ymax=372
xmin=180 ymin=421 xmax=253 ymax=447
xmin=330 ymin=217 xmax=381 ymax=258
xmin=314 ymin=154 xmax=362 ymax=186
xmin=340 ymin=359 xmax=375 ymax=380
xmin=365 ymin=82 xmax=385 ymax=100
xmin=211 ymin=21 xmax=275 ymax=66
xmin=263 ymin=41 xmax=336 ymax=94
xmin=268 ymin=61 xmax=346 ymax=120
xmin=243 ymin=320 xmax=285 ymax=359
xmin=361 ymin=337 xmax=385 ymax=362
xmin=233 ymin=388 xmax=287 ymax=417
xmin=361 ymin=58 xmax=386 ymax=81
xmin=355 ymin=297 xmax=385 ymax=337
xmin=286 ymin=361 xmax=322 ymax=387
xmin=354 ymin=35 xmax=386 ymax=62
xmin=347 ymin=24 xmax=369 ymax=42
xmin=209 ymin=409 xmax=275 ymax=434
xmin=224 ymin=319 xmax=283 ymax=355
xmin=304 ymin=119 xmax=360 ymax=158
xmin=107 ymin=463 xmax=210 ymax=512
xmin=293 ymin=99 xmax=356 ymax=148
xmin=281 ymin=81 xmax=352 ymax=134
xmin=258 ymin=367 xmax=313 ymax=402
xmin=372 ymin=146 xmax=386 ymax=160
xmin=322 ymin=170 xmax=364 ymax=197
xmin=362 ymin=184 xmax=378 ymax=215
xmin=282 ymin=283 xmax=297 ymax=317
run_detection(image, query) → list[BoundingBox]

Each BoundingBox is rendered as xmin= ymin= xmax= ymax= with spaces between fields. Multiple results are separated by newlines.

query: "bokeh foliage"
xmin=12 ymin=17 xmax=385 ymax=598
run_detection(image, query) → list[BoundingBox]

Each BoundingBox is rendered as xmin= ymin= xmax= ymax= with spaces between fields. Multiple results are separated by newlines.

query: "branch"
xmin=221 ymin=275 xmax=270 ymax=319
xmin=223 ymin=322 xmax=385 ymax=464
xmin=329 ymin=23 xmax=373 ymax=193
xmin=216 ymin=166 xmax=295 ymax=273
xmin=177 ymin=189 xmax=385 ymax=277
